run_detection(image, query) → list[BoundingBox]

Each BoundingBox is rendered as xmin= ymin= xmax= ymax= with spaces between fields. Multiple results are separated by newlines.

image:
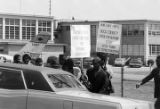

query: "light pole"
xmin=19 ymin=0 xmax=22 ymax=13
xmin=49 ymin=0 xmax=52 ymax=16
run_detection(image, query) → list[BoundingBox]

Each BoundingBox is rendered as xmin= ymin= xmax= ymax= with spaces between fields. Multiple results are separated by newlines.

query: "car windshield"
xmin=48 ymin=74 xmax=85 ymax=90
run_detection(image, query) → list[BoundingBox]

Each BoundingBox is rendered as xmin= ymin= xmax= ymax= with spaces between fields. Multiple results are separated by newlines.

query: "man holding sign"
xmin=95 ymin=22 xmax=122 ymax=95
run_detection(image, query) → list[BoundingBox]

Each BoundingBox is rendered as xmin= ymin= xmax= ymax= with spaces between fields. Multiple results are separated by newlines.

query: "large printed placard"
xmin=70 ymin=25 xmax=90 ymax=58
xmin=96 ymin=22 xmax=122 ymax=54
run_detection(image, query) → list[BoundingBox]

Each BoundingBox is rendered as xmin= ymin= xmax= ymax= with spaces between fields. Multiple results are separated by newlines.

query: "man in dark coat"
xmin=136 ymin=55 xmax=160 ymax=109
xmin=62 ymin=58 xmax=74 ymax=74
xmin=86 ymin=57 xmax=106 ymax=93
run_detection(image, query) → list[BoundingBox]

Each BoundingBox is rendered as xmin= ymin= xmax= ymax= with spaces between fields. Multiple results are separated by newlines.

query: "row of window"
xmin=122 ymin=24 xmax=144 ymax=36
xmin=148 ymin=31 xmax=160 ymax=36
xmin=5 ymin=26 xmax=19 ymax=39
xmin=148 ymin=24 xmax=160 ymax=30
xmin=91 ymin=25 xmax=96 ymax=36
xmin=39 ymin=20 xmax=51 ymax=27
xmin=5 ymin=18 xmax=19 ymax=26
xmin=121 ymin=44 xmax=160 ymax=56
xmin=0 ymin=18 xmax=52 ymax=40
xmin=61 ymin=24 xmax=160 ymax=38
xmin=149 ymin=44 xmax=160 ymax=55
xmin=5 ymin=19 xmax=52 ymax=27
xmin=121 ymin=45 xmax=144 ymax=56
xmin=113 ymin=44 xmax=160 ymax=56
xmin=22 ymin=27 xmax=36 ymax=40
xmin=0 ymin=18 xmax=2 ymax=24
xmin=22 ymin=20 xmax=36 ymax=26
xmin=63 ymin=24 xmax=145 ymax=37
xmin=0 ymin=26 xmax=2 ymax=39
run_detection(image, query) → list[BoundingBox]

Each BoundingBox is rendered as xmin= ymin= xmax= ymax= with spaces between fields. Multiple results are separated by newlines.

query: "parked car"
xmin=129 ymin=58 xmax=143 ymax=68
xmin=0 ymin=63 xmax=153 ymax=109
xmin=114 ymin=58 xmax=126 ymax=66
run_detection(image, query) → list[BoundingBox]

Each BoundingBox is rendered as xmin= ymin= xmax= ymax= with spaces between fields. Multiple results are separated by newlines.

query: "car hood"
xmin=56 ymin=90 xmax=153 ymax=109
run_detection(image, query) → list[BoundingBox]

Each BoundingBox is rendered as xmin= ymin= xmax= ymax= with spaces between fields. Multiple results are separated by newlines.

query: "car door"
xmin=0 ymin=67 xmax=27 ymax=109
xmin=23 ymin=70 xmax=64 ymax=109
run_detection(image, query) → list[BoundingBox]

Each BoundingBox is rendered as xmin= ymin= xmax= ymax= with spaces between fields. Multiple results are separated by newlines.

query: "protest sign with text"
xmin=70 ymin=25 xmax=91 ymax=58
xmin=96 ymin=22 xmax=122 ymax=54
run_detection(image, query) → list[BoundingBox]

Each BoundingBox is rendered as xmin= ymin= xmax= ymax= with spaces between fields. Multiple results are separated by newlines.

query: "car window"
xmin=48 ymin=74 xmax=85 ymax=90
xmin=23 ymin=70 xmax=52 ymax=92
xmin=0 ymin=68 xmax=25 ymax=89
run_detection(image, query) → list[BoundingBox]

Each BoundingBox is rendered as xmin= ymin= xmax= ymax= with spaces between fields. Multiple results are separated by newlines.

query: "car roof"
xmin=0 ymin=63 xmax=70 ymax=75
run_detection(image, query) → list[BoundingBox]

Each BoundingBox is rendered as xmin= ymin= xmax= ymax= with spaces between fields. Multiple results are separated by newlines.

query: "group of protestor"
xmin=60 ymin=55 xmax=114 ymax=95
xmin=12 ymin=53 xmax=115 ymax=95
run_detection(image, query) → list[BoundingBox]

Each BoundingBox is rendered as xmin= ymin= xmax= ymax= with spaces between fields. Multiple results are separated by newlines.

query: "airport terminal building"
xmin=0 ymin=13 xmax=64 ymax=62
xmin=56 ymin=20 xmax=160 ymax=64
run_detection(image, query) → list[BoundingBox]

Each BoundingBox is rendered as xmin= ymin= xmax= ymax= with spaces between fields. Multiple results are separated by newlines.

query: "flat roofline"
xmin=0 ymin=12 xmax=54 ymax=19
xmin=0 ymin=40 xmax=66 ymax=46
xmin=58 ymin=19 xmax=160 ymax=24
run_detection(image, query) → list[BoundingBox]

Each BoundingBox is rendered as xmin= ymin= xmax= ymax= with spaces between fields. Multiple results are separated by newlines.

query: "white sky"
xmin=0 ymin=0 xmax=160 ymax=20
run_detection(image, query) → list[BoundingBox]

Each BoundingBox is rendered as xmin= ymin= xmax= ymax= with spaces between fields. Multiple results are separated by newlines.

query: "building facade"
xmin=0 ymin=13 xmax=64 ymax=62
xmin=55 ymin=20 xmax=160 ymax=65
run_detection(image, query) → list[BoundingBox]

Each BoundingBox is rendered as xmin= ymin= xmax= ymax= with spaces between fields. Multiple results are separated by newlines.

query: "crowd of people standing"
xmin=11 ymin=53 xmax=115 ymax=95
xmin=61 ymin=55 xmax=114 ymax=95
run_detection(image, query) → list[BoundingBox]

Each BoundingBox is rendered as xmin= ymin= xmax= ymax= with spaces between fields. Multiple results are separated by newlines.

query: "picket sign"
xmin=96 ymin=22 xmax=122 ymax=54
xmin=70 ymin=25 xmax=91 ymax=58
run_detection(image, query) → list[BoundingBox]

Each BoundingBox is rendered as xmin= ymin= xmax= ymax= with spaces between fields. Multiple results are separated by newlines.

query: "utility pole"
xmin=19 ymin=0 xmax=22 ymax=14
xmin=49 ymin=0 xmax=52 ymax=16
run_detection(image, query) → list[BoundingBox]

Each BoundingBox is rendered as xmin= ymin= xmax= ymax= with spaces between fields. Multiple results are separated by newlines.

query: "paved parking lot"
xmin=110 ymin=66 xmax=155 ymax=102
xmin=112 ymin=66 xmax=153 ymax=80
xmin=112 ymin=66 xmax=151 ymax=75
xmin=111 ymin=78 xmax=155 ymax=102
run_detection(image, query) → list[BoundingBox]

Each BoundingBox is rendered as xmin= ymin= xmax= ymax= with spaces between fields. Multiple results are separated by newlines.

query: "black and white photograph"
xmin=0 ymin=0 xmax=160 ymax=109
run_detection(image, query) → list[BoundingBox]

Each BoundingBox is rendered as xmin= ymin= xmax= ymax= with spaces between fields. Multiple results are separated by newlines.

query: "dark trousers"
xmin=155 ymin=98 xmax=160 ymax=109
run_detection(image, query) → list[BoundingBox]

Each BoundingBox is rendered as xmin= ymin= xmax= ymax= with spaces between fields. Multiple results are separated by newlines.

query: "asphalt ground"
xmin=110 ymin=66 xmax=155 ymax=102
xmin=112 ymin=66 xmax=152 ymax=76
